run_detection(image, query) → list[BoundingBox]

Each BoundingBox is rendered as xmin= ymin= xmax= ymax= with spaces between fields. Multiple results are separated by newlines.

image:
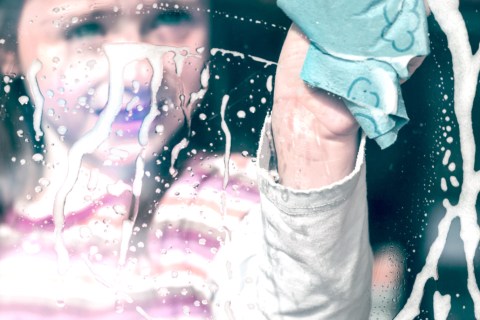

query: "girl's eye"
xmin=149 ymin=10 xmax=192 ymax=29
xmin=65 ymin=22 xmax=106 ymax=40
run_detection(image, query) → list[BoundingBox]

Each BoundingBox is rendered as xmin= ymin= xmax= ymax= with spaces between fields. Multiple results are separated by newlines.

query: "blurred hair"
xmin=0 ymin=80 xmax=37 ymax=216
xmin=0 ymin=1 xmax=30 ymax=214
xmin=0 ymin=0 xmax=24 ymax=52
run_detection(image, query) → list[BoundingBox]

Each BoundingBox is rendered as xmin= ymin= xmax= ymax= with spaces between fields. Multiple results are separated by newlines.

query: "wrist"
xmin=272 ymin=106 xmax=360 ymax=190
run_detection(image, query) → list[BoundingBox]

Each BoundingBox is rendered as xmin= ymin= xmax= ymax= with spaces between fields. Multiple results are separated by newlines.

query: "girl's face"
xmin=17 ymin=0 xmax=209 ymax=167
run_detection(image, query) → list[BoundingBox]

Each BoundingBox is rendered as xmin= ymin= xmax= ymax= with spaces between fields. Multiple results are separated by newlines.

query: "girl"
xmin=0 ymin=0 xmax=421 ymax=319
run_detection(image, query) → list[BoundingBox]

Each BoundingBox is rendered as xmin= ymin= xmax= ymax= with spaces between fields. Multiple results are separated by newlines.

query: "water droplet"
xmin=32 ymin=153 xmax=44 ymax=162
xmin=38 ymin=177 xmax=50 ymax=187
xmin=450 ymin=176 xmax=460 ymax=187
xmin=18 ymin=95 xmax=29 ymax=105
xmin=57 ymin=126 xmax=67 ymax=135
xmin=155 ymin=124 xmax=164 ymax=134
xmin=448 ymin=162 xmax=456 ymax=171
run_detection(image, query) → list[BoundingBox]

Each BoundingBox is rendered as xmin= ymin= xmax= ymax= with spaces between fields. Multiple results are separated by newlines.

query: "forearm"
xmin=271 ymin=24 xmax=360 ymax=190
xmin=255 ymin=118 xmax=373 ymax=319
xmin=272 ymin=94 xmax=359 ymax=189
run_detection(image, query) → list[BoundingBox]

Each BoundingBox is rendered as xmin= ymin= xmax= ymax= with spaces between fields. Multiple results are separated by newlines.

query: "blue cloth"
xmin=277 ymin=0 xmax=430 ymax=149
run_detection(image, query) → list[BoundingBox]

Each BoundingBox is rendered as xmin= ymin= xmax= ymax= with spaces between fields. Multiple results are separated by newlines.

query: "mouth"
xmin=93 ymin=96 xmax=170 ymax=138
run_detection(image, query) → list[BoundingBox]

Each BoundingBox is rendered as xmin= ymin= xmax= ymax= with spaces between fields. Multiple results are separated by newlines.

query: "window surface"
xmin=0 ymin=1 xmax=478 ymax=319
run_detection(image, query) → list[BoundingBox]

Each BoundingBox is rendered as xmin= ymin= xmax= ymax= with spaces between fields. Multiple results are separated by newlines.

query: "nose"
xmin=108 ymin=19 xmax=141 ymax=43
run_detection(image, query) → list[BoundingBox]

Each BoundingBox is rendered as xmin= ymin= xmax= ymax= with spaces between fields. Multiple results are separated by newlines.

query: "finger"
xmin=400 ymin=55 xmax=426 ymax=84
xmin=424 ymin=0 xmax=431 ymax=16
xmin=274 ymin=24 xmax=310 ymax=95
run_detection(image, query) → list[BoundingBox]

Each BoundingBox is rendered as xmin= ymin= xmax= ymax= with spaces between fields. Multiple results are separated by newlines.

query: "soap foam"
xmin=395 ymin=0 xmax=480 ymax=318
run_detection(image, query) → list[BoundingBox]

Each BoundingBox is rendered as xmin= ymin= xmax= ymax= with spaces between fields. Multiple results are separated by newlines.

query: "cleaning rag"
xmin=277 ymin=0 xmax=430 ymax=149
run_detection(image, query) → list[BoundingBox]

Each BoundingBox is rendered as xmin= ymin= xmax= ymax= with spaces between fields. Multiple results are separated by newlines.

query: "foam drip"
xmin=26 ymin=59 xmax=44 ymax=141
xmin=395 ymin=1 xmax=480 ymax=318
xmin=433 ymin=291 xmax=451 ymax=320
xmin=168 ymin=65 xmax=210 ymax=176
xmin=220 ymin=95 xmax=231 ymax=191
xmin=210 ymin=47 xmax=277 ymax=67
xmin=50 ymin=43 xmax=193 ymax=274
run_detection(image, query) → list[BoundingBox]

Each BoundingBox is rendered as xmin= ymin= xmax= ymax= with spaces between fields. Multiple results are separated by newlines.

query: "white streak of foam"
xmin=211 ymin=48 xmax=245 ymax=59
xmin=210 ymin=47 xmax=277 ymax=68
xmin=220 ymin=95 xmax=231 ymax=190
xmin=132 ymin=151 xmax=145 ymax=198
xmin=219 ymin=95 xmax=232 ymax=251
xmin=395 ymin=0 xmax=480 ymax=318
xmin=189 ymin=65 xmax=210 ymax=106
xmin=169 ymin=137 xmax=189 ymax=177
xmin=138 ymin=46 xmax=189 ymax=146
xmin=126 ymin=96 xmax=139 ymax=112
xmin=200 ymin=64 xmax=210 ymax=88
xmin=433 ymin=291 xmax=451 ymax=320
xmin=248 ymin=55 xmax=277 ymax=68
xmin=169 ymin=65 xmax=210 ymax=176
xmin=266 ymin=75 xmax=273 ymax=93
xmin=51 ymin=43 xmax=191 ymax=275
xmin=450 ymin=176 xmax=460 ymax=188
xmin=440 ymin=177 xmax=448 ymax=192
xmin=442 ymin=149 xmax=451 ymax=165
xmin=119 ymin=220 xmax=134 ymax=266
xmin=136 ymin=306 xmax=159 ymax=320
xmin=138 ymin=53 xmax=163 ymax=146
xmin=27 ymin=59 xmax=44 ymax=141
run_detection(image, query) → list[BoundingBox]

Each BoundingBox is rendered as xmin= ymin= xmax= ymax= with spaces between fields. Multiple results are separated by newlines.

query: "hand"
xmin=271 ymin=24 xmax=360 ymax=189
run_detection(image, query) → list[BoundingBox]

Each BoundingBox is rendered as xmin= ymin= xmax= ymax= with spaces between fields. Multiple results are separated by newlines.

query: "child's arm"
xmin=256 ymin=8 xmax=429 ymax=315
xmin=272 ymin=24 xmax=360 ymax=189
xmin=252 ymin=24 xmax=372 ymax=319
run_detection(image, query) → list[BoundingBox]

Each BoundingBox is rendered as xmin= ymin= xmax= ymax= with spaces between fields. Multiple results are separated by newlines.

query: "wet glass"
xmin=0 ymin=0 xmax=478 ymax=319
